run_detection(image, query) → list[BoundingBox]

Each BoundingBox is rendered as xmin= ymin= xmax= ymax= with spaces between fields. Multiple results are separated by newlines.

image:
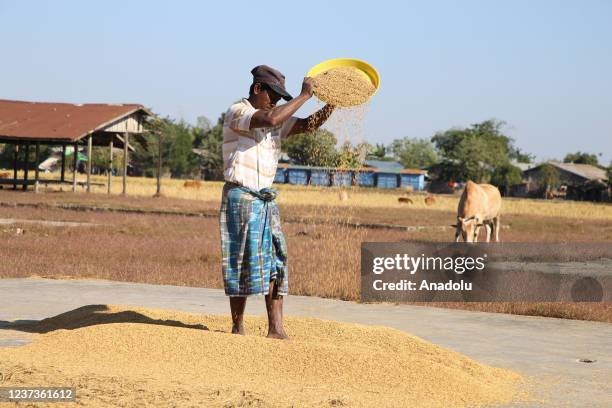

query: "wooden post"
xmin=156 ymin=131 xmax=162 ymax=196
xmin=12 ymin=144 xmax=19 ymax=190
xmin=122 ymin=132 xmax=129 ymax=195
xmin=86 ymin=134 xmax=92 ymax=193
xmin=108 ymin=137 xmax=113 ymax=195
xmin=61 ymin=145 xmax=66 ymax=182
xmin=72 ymin=143 xmax=78 ymax=192
xmin=23 ymin=143 xmax=30 ymax=191
xmin=34 ymin=142 xmax=40 ymax=193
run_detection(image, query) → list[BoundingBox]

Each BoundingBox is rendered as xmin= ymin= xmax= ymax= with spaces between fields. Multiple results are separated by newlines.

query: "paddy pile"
xmin=313 ymin=66 xmax=376 ymax=107
xmin=0 ymin=304 xmax=527 ymax=407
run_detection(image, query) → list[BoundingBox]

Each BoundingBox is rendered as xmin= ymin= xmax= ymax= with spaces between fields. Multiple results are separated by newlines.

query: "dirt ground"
xmin=0 ymin=190 xmax=610 ymax=322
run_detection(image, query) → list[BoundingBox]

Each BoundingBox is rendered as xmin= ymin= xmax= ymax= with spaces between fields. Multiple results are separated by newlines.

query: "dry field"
xmin=19 ymin=172 xmax=612 ymax=221
xmin=0 ymin=173 xmax=611 ymax=322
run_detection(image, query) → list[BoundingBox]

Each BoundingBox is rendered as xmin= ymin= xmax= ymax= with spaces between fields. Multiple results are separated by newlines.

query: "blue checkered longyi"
xmin=219 ymin=182 xmax=288 ymax=296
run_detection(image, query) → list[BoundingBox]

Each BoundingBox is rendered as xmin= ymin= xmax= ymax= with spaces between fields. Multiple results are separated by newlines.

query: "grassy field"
xmin=21 ymin=171 xmax=612 ymax=221
xmin=0 ymin=172 xmax=611 ymax=322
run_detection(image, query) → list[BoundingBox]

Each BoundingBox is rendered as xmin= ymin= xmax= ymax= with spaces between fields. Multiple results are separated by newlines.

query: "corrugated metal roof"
xmin=281 ymin=165 xmax=358 ymax=172
xmin=549 ymin=162 xmax=607 ymax=181
xmin=399 ymin=168 xmax=427 ymax=175
xmin=511 ymin=161 xmax=535 ymax=171
xmin=524 ymin=161 xmax=607 ymax=181
xmin=364 ymin=159 xmax=404 ymax=172
xmin=0 ymin=99 xmax=150 ymax=142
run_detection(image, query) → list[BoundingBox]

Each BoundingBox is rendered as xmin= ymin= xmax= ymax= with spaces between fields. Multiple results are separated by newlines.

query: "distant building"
xmin=0 ymin=99 xmax=149 ymax=193
xmin=274 ymin=160 xmax=427 ymax=190
xmin=362 ymin=160 xmax=426 ymax=190
xmin=519 ymin=162 xmax=609 ymax=201
xmin=363 ymin=160 xmax=404 ymax=172
xmin=512 ymin=161 xmax=535 ymax=172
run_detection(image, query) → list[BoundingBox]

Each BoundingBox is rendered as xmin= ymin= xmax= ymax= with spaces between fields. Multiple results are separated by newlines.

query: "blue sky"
xmin=1 ymin=0 xmax=610 ymax=164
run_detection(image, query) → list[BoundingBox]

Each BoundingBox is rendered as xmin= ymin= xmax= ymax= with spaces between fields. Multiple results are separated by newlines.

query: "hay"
xmin=0 ymin=305 xmax=527 ymax=407
xmin=313 ymin=67 xmax=376 ymax=107
xmin=183 ymin=180 xmax=202 ymax=189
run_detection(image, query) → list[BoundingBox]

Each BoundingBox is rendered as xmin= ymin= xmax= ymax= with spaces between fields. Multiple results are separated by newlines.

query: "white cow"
xmin=452 ymin=181 xmax=502 ymax=243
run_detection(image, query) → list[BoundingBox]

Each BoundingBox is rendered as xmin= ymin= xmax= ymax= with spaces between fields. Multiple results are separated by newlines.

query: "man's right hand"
xmin=300 ymin=77 xmax=314 ymax=97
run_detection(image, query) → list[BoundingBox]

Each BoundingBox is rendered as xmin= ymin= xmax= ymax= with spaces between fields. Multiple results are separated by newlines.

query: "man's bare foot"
xmin=232 ymin=323 xmax=245 ymax=335
xmin=229 ymin=297 xmax=246 ymax=335
xmin=266 ymin=328 xmax=289 ymax=340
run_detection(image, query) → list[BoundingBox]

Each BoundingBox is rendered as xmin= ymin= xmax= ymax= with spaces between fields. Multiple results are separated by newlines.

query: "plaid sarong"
xmin=219 ymin=182 xmax=288 ymax=296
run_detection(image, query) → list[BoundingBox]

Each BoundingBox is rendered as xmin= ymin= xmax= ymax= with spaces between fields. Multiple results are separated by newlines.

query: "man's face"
xmin=251 ymin=83 xmax=282 ymax=109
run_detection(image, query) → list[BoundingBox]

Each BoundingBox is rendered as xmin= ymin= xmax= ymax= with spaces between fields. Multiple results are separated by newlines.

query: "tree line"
xmin=280 ymin=118 xmax=610 ymax=192
xmin=0 ymin=116 xmax=609 ymax=194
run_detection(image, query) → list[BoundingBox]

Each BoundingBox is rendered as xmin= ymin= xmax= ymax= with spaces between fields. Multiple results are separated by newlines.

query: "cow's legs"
xmin=484 ymin=223 xmax=492 ymax=243
xmin=494 ymin=216 xmax=500 ymax=242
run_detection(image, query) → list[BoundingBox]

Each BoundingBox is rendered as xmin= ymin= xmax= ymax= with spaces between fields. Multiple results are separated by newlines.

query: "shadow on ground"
xmin=0 ymin=304 xmax=209 ymax=333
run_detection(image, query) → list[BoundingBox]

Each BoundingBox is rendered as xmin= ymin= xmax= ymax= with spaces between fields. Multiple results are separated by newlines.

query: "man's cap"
xmin=251 ymin=65 xmax=293 ymax=101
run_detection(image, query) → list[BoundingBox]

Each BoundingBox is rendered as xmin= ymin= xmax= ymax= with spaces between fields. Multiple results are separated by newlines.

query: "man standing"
xmin=220 ymin=65 xmax=334 ymax=339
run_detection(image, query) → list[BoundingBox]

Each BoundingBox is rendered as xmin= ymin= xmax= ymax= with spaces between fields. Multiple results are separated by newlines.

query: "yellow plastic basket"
xmin=307 ymin=58 xmax=380 ymax=94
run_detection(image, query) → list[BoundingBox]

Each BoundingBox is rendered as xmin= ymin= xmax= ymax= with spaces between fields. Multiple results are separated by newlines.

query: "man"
xmin=220 ymin=65 xmax=334 ymax=339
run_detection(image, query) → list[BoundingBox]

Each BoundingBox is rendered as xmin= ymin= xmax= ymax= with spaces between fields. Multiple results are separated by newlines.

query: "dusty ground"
xmin=0 ymin=189 xmax=610 ymax=322
xmin=0 ymin=304 xmax=527 ymax=408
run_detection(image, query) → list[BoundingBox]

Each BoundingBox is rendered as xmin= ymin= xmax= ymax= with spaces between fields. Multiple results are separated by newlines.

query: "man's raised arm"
xmin=250 ymin=78 xmax=315 ymax=129
xmin=285 ymin=104 xmax=335 ymax=137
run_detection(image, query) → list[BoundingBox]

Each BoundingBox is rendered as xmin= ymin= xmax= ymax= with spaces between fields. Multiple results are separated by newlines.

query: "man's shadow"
xmin=0 ymin=304 xmax=209 ymax=333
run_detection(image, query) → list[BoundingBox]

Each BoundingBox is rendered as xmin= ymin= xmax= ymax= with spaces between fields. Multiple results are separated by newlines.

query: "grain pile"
xmin=0 ymin=305 xmax=527 ymax=407
xmin=313 ymin=67 xmax=376 ymax=107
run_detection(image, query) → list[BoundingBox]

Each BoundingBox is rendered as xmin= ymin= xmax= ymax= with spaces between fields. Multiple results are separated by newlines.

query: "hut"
xmin=356 ymin=169 xmax=376 ymax=187
xmin=310 ymin=167 xmax=331 ymax=186
xmin=276 ymin=160 xmax=429 ymax=191
xmin=0 ymin=99 xmax=150 ymax=194
xmin=521 ymin=162 xmax=609 ymax=201
xmin=274 ymin=163 xmax=288 ymax=184
xmin=362 ymin=159 xmax=427 ymax=190
xmin=283 ymin=165 xmax=335 ymax=186
xmin=285 ymin=165 xmax=309 ymax=185
xmin=331 ymin=170 xmax=352 ymax=187
xmin=399 ymin=169 xmax=426 ymax=190
xmin=376 ymin=172 xmax=399 ymax=189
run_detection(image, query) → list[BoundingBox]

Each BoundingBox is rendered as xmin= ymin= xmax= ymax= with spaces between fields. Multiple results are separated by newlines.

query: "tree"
xmin=193 ymin=115 xmax=212 ymax=147
xmin=91 ymin=147 xmax=123 ymax=174
xmin=134 ymin=117 xmax=172 ymax=178
xmin=509 ymin=146 xmax=534 ymax=163
xmin=431 ymin=119 xmax=517 ymax=182
xmin=0 ymin=143 xmax=53 ymax=170
xmin=284 ymin=129 xmax=338 ymax=167
xmin=390 ymin=137 xmax=437 ymax=168
xmin=0 ymin=144 xmax=17 ymax=169
xmin=538 ymin=163 xmax=560 ymax=193
xmin=563 ymin=151 xmax=599 ymax=166
xmin=194 ymin=114 xmax=224 ymax=180
xmin=336 ymin=141 xmax=370 ymax=169
xmin=607 ymin=162 xmax=612 ymax=188
xmin=168 ymin=121 xmax=197 ymax=177
xmin=490 ymin=163 xmax=523 ymax=196
xmin=133 ymin=117 xmax=199 ymax=179
xmin=453 ymin=136 xmax=497 ymax=183
xmin=367 ymin=143 xmax=387 ymax=160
